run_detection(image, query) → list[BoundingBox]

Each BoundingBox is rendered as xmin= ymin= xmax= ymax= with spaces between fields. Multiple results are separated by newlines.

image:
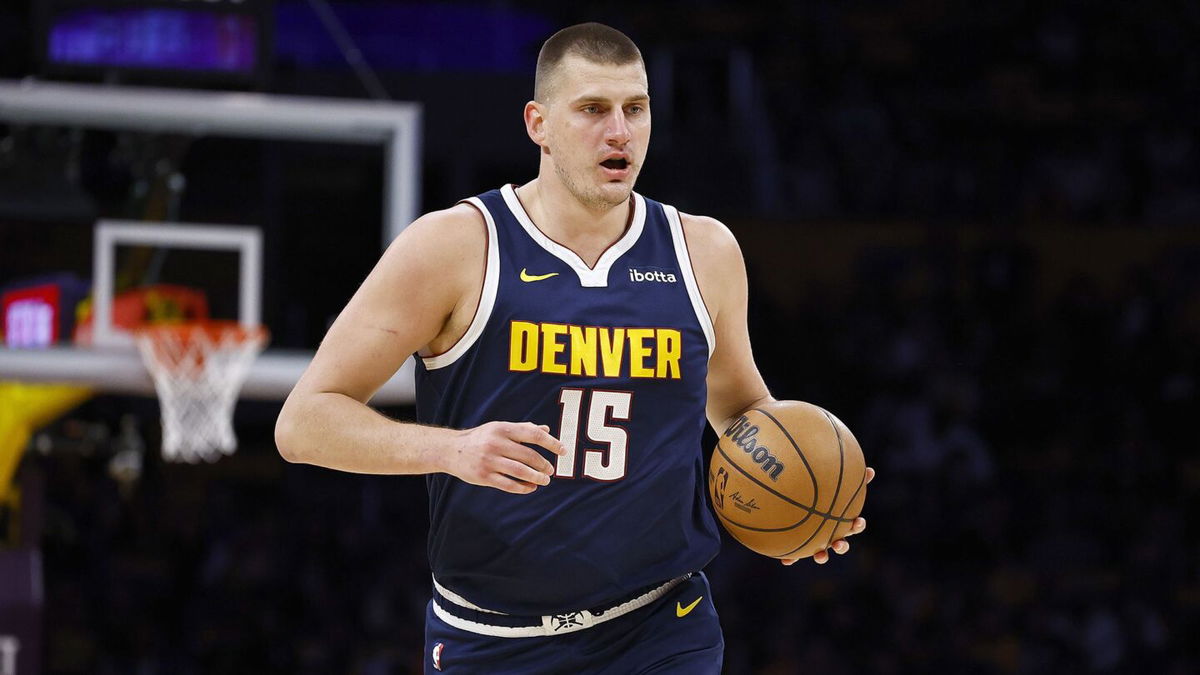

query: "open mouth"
xmin=600 ymin=158 xmax=629 ymax=170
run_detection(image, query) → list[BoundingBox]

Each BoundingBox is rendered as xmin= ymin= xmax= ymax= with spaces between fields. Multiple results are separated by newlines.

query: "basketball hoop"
xmin=133 ymin=321 xmax=268 ymax=463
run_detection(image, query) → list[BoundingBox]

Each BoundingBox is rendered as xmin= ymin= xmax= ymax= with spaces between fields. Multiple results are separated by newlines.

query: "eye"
xmin=583 ymin=105 xmax=601 ymax=114
xmin=627 ymin=105 xmax=645 ymax=115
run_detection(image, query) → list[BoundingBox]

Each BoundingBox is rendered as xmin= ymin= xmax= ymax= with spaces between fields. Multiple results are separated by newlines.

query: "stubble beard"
xmin=554 ymin=160 xmax=634 ymax=213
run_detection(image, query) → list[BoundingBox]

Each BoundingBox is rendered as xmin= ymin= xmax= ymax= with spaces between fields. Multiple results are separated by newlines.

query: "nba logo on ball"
xmin=432 ymin=642 xmax=444 ymax=670
xmin=711 ymin=466 xmax=729 ymax=508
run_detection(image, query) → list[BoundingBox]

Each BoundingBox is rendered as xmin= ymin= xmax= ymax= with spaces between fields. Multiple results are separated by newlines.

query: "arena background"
xmin=1 ymin=1 xmax=1198 ymax=673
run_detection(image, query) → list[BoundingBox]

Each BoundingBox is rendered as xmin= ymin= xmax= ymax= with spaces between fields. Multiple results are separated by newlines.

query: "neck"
xmin=516 ymin=174 xmax=630 ymax=243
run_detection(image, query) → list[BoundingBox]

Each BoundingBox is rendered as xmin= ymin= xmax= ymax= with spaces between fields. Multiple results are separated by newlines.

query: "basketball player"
xmin=277 ymin=22 xmax=872 ymax=673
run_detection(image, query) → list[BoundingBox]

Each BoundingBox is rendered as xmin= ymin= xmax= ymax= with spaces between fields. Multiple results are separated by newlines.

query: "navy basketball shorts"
xmin=424 ymin=572 xmax=723 ymax=674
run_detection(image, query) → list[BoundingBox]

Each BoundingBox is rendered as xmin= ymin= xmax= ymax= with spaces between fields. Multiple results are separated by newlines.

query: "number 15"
xmin=555 ymin=388 xmax=632 ymax=481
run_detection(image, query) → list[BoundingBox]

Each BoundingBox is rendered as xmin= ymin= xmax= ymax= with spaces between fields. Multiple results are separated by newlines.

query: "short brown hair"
xmin=534 ymin=22 xmax=644 ymax=102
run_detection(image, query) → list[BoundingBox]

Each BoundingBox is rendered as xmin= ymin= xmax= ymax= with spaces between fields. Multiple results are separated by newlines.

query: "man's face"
xmin=539 ymin=55 xmax=651 ymax=211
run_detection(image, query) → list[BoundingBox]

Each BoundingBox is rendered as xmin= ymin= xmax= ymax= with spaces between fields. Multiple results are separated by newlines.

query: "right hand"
xmin=446 ymin=422 xmax=566 ymax=494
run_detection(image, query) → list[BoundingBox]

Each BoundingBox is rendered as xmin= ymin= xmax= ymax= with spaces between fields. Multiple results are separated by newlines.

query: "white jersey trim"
xmin=500 ymin=184 xmax=645 ymax=288
xmin=663 ymin=204 xmax=716 ymax=358
xmin=432 ymin=573 xmax=692 ymax=639
xmin=432 ymin=599 xmax=537 ymax=638
xmin=420 ymin=197 xmax=500 ymax=370
xmin=433 ymin=577 xmax=507 ymax=615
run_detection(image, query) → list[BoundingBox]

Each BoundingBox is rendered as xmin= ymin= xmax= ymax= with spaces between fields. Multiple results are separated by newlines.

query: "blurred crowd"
xmin=762 ymin=2 xmax=1199 ymax=224
xmin=32 ymin=223 xmax=1198 ymax=673
xmin=614 ymin=2 xmax=1200 ymax=225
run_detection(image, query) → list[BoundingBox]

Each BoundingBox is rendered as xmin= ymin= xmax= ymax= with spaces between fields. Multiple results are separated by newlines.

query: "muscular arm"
xmin=681 ymin=213 xmax=773 ymax=434
xmin=275 ymin=204 xmax=562 ymax=492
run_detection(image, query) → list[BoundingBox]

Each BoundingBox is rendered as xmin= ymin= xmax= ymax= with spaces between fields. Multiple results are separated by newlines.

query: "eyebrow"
xmin=570 ymin=94 xmax=650 ymax=105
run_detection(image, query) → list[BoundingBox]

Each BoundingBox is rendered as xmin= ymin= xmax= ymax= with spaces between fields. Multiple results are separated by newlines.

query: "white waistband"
xmin=431 ymin=573 xmax=693 ymax=639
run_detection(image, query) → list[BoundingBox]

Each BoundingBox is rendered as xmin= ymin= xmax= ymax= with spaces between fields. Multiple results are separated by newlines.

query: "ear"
xmin=524 ymin=101 xmax=548 ymax=150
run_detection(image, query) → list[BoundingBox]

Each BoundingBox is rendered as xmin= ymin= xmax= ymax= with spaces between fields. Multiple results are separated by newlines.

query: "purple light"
xmin=48 ymin=8 xmax=258 ymax=73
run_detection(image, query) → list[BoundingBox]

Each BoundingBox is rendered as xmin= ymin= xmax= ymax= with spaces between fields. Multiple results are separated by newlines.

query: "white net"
xmin=133 ymin=322 xmax=268 ymax=462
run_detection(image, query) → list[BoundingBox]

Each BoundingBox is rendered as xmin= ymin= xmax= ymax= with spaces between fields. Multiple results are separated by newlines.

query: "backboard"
xmin=0 ymin=80 xmax=421 ymax=405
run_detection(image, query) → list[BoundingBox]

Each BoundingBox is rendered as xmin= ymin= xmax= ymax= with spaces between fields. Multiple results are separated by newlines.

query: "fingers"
xmin=493 ymin=455 xmax=552 ymax=487
xmin=493 ymin=423 xmax=564 ymax=490
xmin=502 ymin=440 xmax=557 ymax=477
xmin=455 ymin=421 xmax=566 ymax=494
xmin=490 ymin=474 xmax=540 ymax=495
xmin=812 ymin=531 xmax=857 ymax=565
xmin=790 ymin=521 xmax=867 ymax=567
xmin=507 ymin=422 xmax=567 ymax=456
xmin=810 ymin=540 xmax=849 ymax=565
xmin=787 ymin=478 xmax=872 ymax=566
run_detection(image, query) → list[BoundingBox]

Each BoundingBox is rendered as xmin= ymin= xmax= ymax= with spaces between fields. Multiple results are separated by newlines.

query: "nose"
xmin=605 ymin=109 xmax=631 ymax=146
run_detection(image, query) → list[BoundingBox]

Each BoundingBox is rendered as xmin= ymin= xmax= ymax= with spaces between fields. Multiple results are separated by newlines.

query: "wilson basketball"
xmin=708 ymin=400 xmax=868 ymax=559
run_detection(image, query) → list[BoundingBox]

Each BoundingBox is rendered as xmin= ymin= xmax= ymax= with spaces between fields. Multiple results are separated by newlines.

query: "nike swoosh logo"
xmin=676 ymin=596 xmax=703 ymax=618
xmin=520 ymin=268 xmax=559 ymax=282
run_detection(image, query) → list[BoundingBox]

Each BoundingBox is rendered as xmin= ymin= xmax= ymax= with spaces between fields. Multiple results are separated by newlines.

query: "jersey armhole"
xmin=663 ymin=204 xmax=716 ymax=358
xmin=421 ymin=198 xmax=500 ymax=370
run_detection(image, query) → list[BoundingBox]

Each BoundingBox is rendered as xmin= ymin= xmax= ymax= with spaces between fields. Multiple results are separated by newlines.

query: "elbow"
xmin=274 ymin=402 xmax=306 ymax=463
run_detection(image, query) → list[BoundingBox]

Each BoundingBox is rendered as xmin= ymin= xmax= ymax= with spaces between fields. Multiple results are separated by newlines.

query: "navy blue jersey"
xmin=415 ymin=184 xmax=721 ymax=615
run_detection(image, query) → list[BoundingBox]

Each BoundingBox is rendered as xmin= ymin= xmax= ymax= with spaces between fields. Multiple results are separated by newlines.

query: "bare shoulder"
xmin=371 ymin=202 xmax=488 ymax=304
xmin=388 ymin=201 xmax=486 ymax=264
xmin=290 ymin=202 xmax=487 ymax=401
xmin=679 ymin=212 xmax=745 ymax=281
xmin=681 ymin=210 xmax=734 ymax=243
xmin=676 ymin=212 xmax=746 ymax=326
xmin=373 ymin=200 xmax=487 ymax=331
xmin=330 ymin=200 xmax=489 ymax=340
xmin=378 ymin=202 xmax=489 ymax=356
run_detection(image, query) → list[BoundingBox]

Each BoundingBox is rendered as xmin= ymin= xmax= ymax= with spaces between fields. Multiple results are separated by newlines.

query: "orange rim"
xmin=132 ymin=320 xmax=269 ymax=343
xmin=133 ymin=321 xmax=268 ymax=373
